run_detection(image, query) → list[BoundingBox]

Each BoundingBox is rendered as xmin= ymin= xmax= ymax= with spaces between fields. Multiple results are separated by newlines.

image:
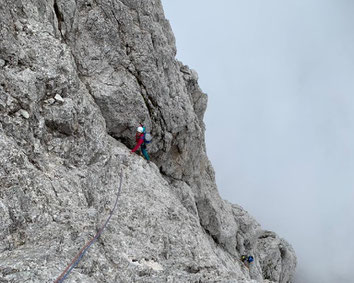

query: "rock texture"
xmin=0 ymin=0 xmax=296 ymax=282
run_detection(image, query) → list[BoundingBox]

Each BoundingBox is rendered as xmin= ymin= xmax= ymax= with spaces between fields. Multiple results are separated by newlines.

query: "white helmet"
xmin=137 ymin=126 xmax=144 ymax=133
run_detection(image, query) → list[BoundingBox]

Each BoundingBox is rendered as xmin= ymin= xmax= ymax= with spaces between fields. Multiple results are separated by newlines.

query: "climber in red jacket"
xmin=131 ymin=125 xmax=150 ymax=161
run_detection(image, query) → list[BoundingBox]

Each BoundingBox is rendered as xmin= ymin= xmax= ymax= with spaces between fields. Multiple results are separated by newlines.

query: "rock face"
xmin=0 ymin=0 xmax=296 ymax=282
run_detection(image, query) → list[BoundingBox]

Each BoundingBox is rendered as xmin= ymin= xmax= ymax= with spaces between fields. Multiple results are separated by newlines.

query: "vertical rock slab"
xmin=0 ymin=0 xmax=296 ymax=282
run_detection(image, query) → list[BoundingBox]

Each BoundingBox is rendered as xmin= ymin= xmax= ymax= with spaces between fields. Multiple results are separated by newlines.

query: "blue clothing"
xmin=141 ymin=144 xmax=150 ymax=161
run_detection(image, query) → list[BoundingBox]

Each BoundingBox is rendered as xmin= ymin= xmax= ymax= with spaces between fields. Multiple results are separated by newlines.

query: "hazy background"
xmin=161 ymin=0 xmax=354 ymax=282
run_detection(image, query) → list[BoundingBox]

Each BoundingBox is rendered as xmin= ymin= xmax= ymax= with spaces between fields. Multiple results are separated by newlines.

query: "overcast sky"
xmin=161 ymin=1 xmax=354 ymax=282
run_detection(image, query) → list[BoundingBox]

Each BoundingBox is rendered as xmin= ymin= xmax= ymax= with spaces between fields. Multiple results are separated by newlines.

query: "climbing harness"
xmin=54 ymin=169 xmax=124 ymax=283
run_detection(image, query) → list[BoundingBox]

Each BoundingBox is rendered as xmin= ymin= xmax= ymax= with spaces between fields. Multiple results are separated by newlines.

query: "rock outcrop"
xmin=0 ymin=0 xmax=296 ymax=282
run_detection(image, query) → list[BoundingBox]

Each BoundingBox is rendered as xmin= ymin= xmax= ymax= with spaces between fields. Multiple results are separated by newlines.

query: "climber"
xmin=240 ymin=255 xmax=254 ymax=267
xmin=130 ymin=125 xmax=150 ymax=161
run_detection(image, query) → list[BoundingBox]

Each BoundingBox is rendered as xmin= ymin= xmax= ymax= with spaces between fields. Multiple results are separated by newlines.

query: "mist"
xmin=161 ymin=0 xmax=354 ymax=282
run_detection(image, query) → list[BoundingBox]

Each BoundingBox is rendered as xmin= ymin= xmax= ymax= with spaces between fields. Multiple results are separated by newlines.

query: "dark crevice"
xmin=26 ymin=155 xmax=43 ymax=171
xmin=49 ymin=181 xmax=59 ymax=199
xmin=258 ymin=231 xmax=276 ymax=240
xmin=83 ymin=189 xmax=94 ymax=207
xmin=101 ymin=1 xmax=170 ymax=146
xmin=53 ymin=0 xmax=66 ymax=42
xmin=159 ymin=167 xmax=183 ymax=183
xmin=125 ymin=67 xmax=169 ymax=149
xmin=44 ymin=120 xmax=73 ymax=137
xmin=111 ymin=5 xmax=123 ymax=33
xmin=81 ymin=81 xmax=126 ymax=146
xmin=195 ymin=201 xmax=220 ymax=246
xmin=206 ymin=228 xmax=219 ymax=245
xmin=185 ymin=265 xmax=201 ymax=274
xmin=126 ymin=68 xmax=155 ymax=116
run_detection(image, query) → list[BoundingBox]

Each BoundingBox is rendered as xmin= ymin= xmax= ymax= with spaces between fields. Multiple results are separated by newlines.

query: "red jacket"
xmin=131 ymin=133 xmax=144 ymax=152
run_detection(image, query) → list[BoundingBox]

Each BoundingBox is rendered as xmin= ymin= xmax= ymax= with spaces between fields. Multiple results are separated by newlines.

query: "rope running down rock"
xmin=54 ymin=169 xmax=124 ymax=283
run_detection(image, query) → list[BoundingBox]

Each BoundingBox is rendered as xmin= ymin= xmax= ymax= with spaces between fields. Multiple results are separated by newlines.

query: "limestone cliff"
xmin=0 ymin=0 xmax=296 ymax=282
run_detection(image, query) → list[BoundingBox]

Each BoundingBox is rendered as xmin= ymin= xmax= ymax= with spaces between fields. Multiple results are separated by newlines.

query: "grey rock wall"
xmin=0 ymin=0 xmax=296 ymax=282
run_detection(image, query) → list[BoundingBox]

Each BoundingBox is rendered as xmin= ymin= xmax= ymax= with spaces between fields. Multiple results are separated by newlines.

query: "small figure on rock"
xmin=130 ymin=124 xmax=151 ymax=161
xmin=241 ymin=255 xmax=254 ymax=268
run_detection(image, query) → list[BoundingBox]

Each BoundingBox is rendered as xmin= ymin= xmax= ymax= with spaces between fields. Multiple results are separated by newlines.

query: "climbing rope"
xmin=54 ymin=169 xmax=123 ymax=283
